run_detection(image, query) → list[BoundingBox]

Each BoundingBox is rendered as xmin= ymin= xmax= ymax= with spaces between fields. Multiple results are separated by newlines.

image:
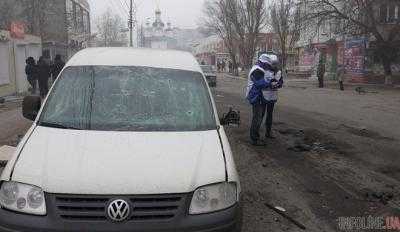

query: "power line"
xmin=117 ymin=0 xmax=129 ymax=16
xmin=109 ymin=0 xmax=128 ymax=18
xmin=117 ymin=0 xmax=129 ymax=17
xmin=128 ymin=0 xmax=134 ymax=47
xmin=108 ymin=1 xmax=120 ymax=15
xmin=123 ymin=0 xmax=129 ymax=9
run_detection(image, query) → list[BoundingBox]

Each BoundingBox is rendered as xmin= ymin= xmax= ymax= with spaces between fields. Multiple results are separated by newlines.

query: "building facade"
xmin=295 ymin=0 xmax=400 ymax=83
xmin=0 ymin=0 xmax=91 ymax=96
xmin=0 ymin=0 xmax=91 ymax=61
xmin=0 ymin=30 xmax=42 ymax=96
xmin=194 ymin=33 xmax=285 ymax=71
xmin=58 ymin=0 xmax=91 ymax=59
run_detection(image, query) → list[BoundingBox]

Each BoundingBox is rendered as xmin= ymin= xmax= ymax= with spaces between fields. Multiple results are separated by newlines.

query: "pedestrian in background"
xmin=37 ymin=56 xmax=51 ymax=98
xmin=51 ymin=54 xmax=65 ymax=83
xmin=317 ymin=55 xmax=326 ymax=88
xmin=25 ymin=57 xmax=37 ymax=94
xmin=246 ymin=54 xmax=283 ymax=146
xmin=337 ymin=64 xmax=345 ymax=91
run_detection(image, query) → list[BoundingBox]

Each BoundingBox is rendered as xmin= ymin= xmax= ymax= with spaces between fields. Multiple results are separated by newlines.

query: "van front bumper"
xmin=0 ymin=204 xmax=242 ymax=232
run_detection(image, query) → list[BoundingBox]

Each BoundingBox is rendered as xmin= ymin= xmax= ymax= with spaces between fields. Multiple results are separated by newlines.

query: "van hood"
xmin=11 ymin=126 xmax=226 ymax=195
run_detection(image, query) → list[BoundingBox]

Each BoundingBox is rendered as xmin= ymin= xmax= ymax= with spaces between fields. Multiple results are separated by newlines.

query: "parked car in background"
xmin=0 ymin=48 xmax=242 ymax=232
xmin=201 ymin=65 xmax=217 ymax=87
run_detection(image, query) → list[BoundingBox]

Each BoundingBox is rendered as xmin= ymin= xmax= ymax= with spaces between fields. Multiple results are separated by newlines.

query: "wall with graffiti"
xmin=344 ymin=38 xmax=367 ymax=75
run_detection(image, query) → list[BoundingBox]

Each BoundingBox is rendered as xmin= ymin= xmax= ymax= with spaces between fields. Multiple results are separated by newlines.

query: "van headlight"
xmin=189 ymin=182 xmax=237 ymax=215
xmin=0 ymin=181 xmax=46 ymax=215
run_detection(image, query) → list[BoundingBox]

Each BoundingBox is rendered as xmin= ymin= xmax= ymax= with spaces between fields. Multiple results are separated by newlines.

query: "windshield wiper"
xmin=38 ymin=121 xmax=84 ymax=130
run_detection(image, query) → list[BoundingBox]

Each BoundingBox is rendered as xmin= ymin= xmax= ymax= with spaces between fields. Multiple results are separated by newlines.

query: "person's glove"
xmin=270 ymin=78 xmax=278 ymax=88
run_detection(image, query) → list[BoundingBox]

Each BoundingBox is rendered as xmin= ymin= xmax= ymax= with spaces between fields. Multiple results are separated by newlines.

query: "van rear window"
xmin=39 ymin=66 xmax=216 ymax=131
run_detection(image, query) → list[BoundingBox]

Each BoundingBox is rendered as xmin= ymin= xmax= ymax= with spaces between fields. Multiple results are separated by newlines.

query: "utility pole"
xmin=128 ymin=0 xmax=134 ymax=47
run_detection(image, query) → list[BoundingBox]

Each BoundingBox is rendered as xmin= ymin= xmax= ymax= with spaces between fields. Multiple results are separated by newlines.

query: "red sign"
xmin=10 ymin=22 xmax=25 ymax=39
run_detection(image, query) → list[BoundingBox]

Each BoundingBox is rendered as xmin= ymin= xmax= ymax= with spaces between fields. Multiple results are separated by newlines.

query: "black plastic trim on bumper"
xmin=0 ymin=203 xmax=242 ymax=232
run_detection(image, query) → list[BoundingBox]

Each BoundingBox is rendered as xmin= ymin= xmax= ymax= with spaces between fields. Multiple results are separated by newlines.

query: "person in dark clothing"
xmin=317 ymin=55 xmax=326 ymax=88
xmin=337 ymin=64 xmax=345 ymax=91
xmin=37 ymin=57 xmax=51 ymax=98
xmin=51 ymin=54 xmax=65 ymax=82
xmin=25 ymin=57 xmax=37 ymax=94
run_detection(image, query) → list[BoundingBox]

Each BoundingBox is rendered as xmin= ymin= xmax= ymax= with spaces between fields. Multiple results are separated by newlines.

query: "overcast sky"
xmin=88 ymin=0 xmax=205 ymax=29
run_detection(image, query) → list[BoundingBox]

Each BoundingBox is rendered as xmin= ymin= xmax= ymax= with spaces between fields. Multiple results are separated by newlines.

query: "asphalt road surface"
xmin=0 ymin=75 xmax=399 ymax=231
xmin=213 ymin=74 xmax=400 ymax=232
xmin=0 ymin=101 xmax=31 ymax=147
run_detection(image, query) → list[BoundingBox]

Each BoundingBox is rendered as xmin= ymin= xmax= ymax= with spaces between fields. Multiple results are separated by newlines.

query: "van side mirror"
xmin=22 ymin=96 xmax=41 ymax=121
xmin=220 ymin=107 xmax=240 ymax=126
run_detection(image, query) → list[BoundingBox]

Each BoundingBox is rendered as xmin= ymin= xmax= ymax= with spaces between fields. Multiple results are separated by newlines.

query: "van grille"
xmin=53 ymin=194 xmax=186 ymax=222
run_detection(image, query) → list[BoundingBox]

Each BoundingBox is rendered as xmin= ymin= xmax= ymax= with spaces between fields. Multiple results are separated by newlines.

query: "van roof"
xmin=66 ymin=48 xmax=202 ymax=72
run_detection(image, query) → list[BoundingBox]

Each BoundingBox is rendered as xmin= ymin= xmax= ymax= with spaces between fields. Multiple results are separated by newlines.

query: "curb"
xmin=286 ymin=79 xmax=400 ymax=91
xmin=223 ymin=73 xmax=247 ymax=80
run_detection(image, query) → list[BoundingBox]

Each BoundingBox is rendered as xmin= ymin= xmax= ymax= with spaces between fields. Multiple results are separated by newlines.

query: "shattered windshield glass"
xmin=39 ymin=66 xmax=216 ymax=131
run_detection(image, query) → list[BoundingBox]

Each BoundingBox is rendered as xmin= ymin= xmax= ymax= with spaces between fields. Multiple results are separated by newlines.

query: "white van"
xmin=0 ymin=48 xmax=242 ymax=232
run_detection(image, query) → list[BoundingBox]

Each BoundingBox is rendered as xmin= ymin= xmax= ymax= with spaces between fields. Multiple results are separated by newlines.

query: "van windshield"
xmin=39 ymin=66 xmax=216 ymax=131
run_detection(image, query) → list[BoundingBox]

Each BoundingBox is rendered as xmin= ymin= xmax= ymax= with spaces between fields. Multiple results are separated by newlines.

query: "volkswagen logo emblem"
xmin=107 ymin=199 xmax=131 ymax=222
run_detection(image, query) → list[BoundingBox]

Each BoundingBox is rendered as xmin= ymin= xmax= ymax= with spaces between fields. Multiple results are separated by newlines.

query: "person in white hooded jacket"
xmin=246 ymin=54 xmax=283 ymax=146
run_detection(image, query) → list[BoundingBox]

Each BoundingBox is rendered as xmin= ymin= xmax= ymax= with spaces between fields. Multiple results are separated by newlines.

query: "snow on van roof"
xmin=66 ymin=48 xmax=202 ymax=72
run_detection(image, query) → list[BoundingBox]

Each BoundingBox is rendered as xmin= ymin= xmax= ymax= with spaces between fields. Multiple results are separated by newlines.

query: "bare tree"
xmin=269 ymin=0 xmax=301 ymax=70
xmin=0 ymin=1 xmax=15 ymax=30
xmin=201 ymin=0 xmax=239 ymax=75
xmin=301 ymin=0 xmax=400 ymax=85
xmin=201 ymin=0 xmax=266 ymax=74
xmin=0 ymin=0 xmax=54 ymax=37
xmin=96 ymin=9 xmax=126 ymax=47
xmin=0 ymin=0 xmax=71 ymax=45
xmin=226 ymin=0 xmax=267 ymax=70
xmin=34 ymin=0 xmax=61 ymax=42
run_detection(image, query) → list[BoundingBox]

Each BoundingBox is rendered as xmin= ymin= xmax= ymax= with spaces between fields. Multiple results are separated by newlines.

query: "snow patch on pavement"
xmin=0 ymin=145 xmax=15 ymax=167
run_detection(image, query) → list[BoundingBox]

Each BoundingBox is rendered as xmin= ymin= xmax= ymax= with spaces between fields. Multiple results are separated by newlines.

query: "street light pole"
xmin=129 ymin=0 xmax=134 ymax=47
